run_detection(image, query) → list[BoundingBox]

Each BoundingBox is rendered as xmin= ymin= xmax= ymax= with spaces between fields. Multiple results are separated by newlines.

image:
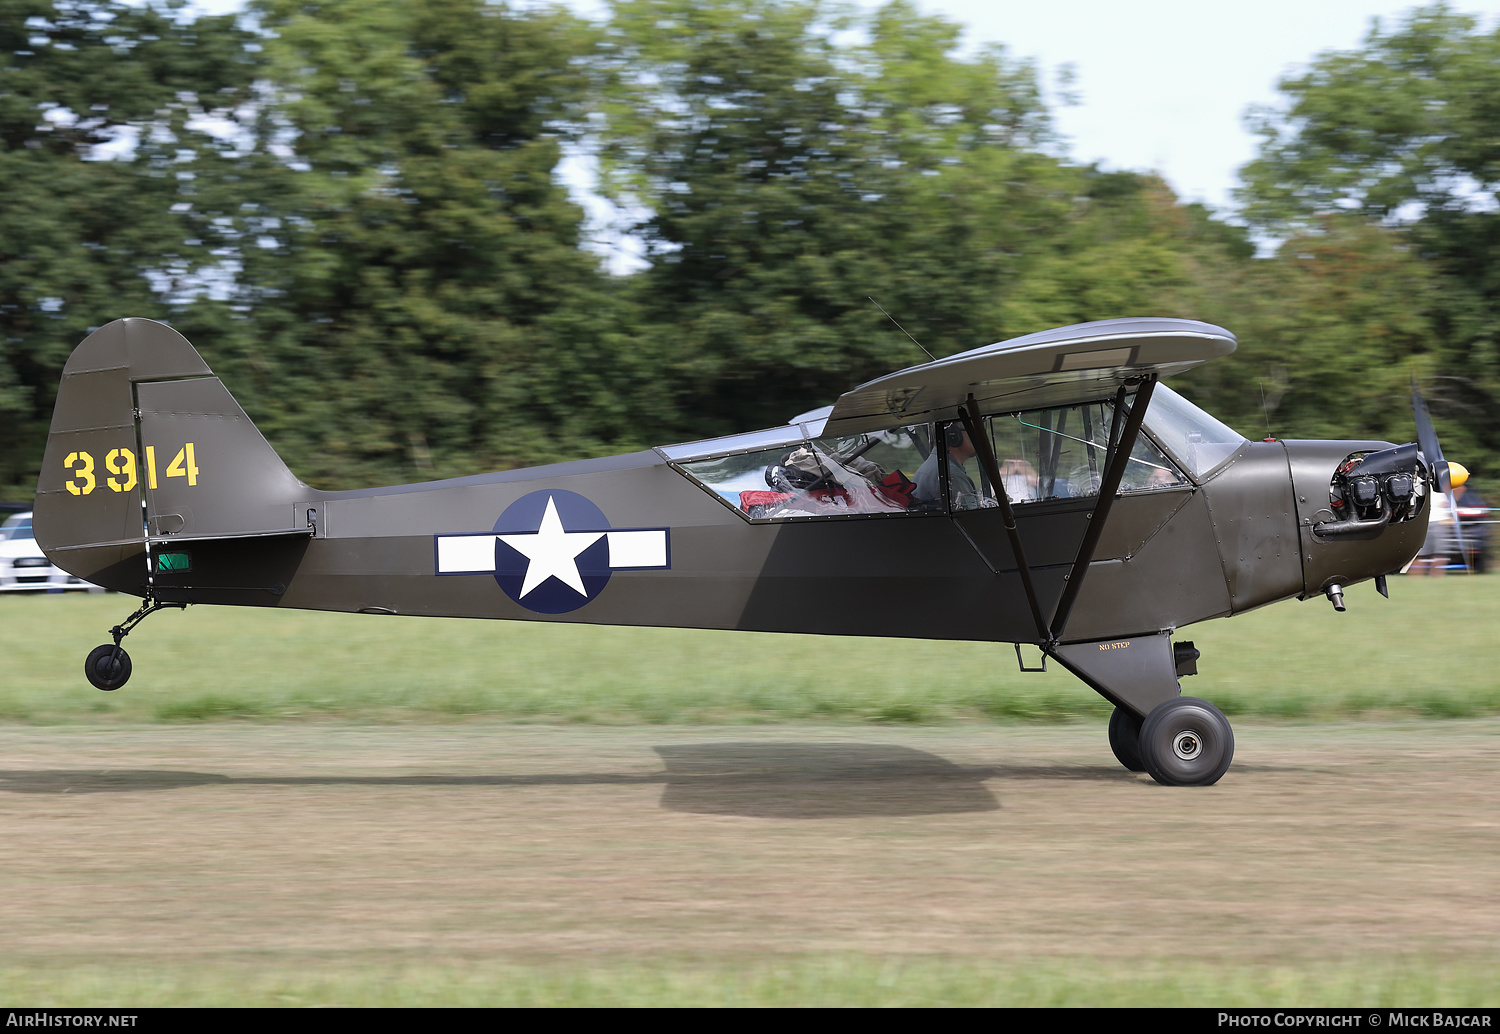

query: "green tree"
xmin=196 ymin=0 xmax=650 ymax=488
xmin=0 ymin=0 xmax=1303 ymax=503
xmin=0 ymin=0 xmax=256 ymax=499
xmin=1237 ymin=2 xmax=1500 ymax=474
xmin=1174 ymin=216 xmax=1441 ymax=448
xmin=599 ymin=0 xmax=1261 ymax=436
xmin=598 ymin=0 xmax=1084 ymax=433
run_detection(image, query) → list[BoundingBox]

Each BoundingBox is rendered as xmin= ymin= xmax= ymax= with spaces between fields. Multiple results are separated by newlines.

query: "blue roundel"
xmin=492 ymin=489 xmax=612 ymax=614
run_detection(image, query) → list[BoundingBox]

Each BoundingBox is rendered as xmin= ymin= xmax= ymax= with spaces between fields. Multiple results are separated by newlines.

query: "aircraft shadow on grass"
xmin=653 ymin=743 xmax=1131 ymax=817
xmin=0 ymin=742 xmax=1145 ymax=816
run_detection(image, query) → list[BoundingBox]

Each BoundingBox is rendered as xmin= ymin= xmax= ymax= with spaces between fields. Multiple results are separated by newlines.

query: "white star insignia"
xmin=497 ymin=496 xmax=604 ymax=598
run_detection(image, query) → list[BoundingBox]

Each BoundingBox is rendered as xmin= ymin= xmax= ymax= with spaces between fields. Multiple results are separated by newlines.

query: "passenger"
xmin=998 ymin=458 xmax=1039 ymax=502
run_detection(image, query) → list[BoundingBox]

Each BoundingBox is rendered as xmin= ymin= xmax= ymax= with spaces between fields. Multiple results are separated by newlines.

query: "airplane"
xmin=34 ymin=316 xmax=1442 ymax=786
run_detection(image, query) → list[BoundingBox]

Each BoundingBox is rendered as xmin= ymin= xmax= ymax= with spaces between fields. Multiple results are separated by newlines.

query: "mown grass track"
xmin=0 ymin=721 xmax=1496 ymax=1007
xmin=1 ymin=575 xmax=1497 ymax=724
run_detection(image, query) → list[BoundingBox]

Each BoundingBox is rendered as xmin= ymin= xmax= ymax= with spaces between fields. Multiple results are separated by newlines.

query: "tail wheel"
xmin=1139 ymin=697 xmax=1234 ymax=786
xmin=1107 ymin=706 xmax=1146 ymax=772
xmin=84 ymin=644 xmax=132 ymax=692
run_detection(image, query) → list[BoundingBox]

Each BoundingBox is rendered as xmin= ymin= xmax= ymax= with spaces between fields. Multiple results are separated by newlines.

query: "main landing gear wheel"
xmin=1138 ymin=697 xmax=1234 ymax=786
xmin=85 ymin=644 xmax=132 ymax=692
xmin=1107 ymin=707 xmax=1146 ymax=772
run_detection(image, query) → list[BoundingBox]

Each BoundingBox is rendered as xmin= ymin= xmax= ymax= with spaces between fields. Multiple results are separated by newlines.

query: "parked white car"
xmin=0 ymin=511 xmax=103 ymax=592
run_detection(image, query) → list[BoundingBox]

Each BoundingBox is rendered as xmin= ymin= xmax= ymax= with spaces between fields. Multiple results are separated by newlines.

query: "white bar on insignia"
xmin=437 ymin=535 xmax=498 ymax=573
xmin=607 ymin=530 xmax=666 ymax=568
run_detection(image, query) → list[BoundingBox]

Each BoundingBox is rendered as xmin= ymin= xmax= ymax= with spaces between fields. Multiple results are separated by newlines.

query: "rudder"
xmin=35 ymin=318 xmax=310 ymax=594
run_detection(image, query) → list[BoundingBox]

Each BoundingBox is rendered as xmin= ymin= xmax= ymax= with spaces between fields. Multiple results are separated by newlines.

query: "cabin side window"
xmin=943 ymin=400 xmax=1187 ymax=512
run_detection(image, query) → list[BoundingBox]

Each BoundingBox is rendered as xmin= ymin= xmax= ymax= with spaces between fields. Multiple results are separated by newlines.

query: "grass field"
xmin=0 ymin=956 xmax=1493 ymax=1007
xmin=2 ymin=579 xmax=1498 ymax=1007
xmin=2 ymin=574 xmax=1497 ymax=724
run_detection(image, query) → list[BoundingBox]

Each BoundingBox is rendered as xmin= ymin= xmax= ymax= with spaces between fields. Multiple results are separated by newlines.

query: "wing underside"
xmin=820 ymin=318 xmax=1236 ymax=437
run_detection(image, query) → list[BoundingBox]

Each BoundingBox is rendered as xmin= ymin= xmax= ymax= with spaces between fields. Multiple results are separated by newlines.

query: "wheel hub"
xmin=1172 ymin=729 xmax=1202 ymax=762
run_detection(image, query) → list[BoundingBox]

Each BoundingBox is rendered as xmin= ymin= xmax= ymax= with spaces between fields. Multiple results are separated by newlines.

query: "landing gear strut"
xmin=83 ymin=596 xmax=186 ymax=691
xmin=1048 ymin=633 xmax=1233 ymax=785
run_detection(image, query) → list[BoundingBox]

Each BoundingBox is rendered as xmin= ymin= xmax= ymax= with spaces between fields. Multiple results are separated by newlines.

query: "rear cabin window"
xmin=678 ymin=424 xmax=933 ymax=519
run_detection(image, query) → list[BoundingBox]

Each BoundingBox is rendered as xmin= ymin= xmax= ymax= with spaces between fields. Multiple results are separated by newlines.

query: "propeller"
xmin=1411 ymin=374 xmax=1470 ymax=573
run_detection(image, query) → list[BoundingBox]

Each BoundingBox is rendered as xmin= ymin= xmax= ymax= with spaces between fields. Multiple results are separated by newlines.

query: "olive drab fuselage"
xmin=35 ymin=317 xmax=1434 ymax=785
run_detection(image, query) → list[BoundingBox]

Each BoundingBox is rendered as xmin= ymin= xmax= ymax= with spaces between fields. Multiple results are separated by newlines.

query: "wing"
xmin=819 ymin=317 xmax=1236 ymax=437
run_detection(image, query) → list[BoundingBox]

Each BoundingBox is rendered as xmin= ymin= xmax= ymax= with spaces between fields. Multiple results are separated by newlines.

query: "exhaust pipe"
xmin=1313 ymin=509 xmax=1392 ymax=539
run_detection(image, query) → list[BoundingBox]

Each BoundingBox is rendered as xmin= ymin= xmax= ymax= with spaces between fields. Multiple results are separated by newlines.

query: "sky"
xmin=561 ymin=0 xmax=1500 ymax=215
xmin=902 ymin=0 xmax=1499 ymax=213
xmin=189 ymin=0 xmax=1500 ymax=221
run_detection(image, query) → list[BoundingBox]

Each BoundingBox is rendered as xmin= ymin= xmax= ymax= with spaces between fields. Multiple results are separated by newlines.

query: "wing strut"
xmin=1049 ymin=375 xmax=1158 ymax=641
xmin=958 ymin=378 xmax=1158 ymax=648
xmin=957 ymin=396 xmax=1052 ymax=644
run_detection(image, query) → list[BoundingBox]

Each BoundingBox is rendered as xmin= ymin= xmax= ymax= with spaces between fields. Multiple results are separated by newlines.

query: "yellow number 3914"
xmin=66 ymin=444 xmax=196 ymax=496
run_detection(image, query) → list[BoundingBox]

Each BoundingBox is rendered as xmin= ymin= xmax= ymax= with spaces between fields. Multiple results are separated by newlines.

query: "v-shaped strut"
xmin=956 ymin=376 xmax=1158 ymax=648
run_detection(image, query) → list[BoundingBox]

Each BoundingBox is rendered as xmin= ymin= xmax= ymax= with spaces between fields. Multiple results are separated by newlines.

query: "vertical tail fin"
xmin=35 ymin=318 xmax=309 ymax=593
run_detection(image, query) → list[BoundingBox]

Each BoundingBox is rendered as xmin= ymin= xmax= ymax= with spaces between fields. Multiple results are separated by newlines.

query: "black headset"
xmin=944 ymin=422 xmax=967 ymax=449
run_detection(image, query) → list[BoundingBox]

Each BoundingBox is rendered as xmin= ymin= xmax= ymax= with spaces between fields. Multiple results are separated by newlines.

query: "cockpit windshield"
xmin=1141 ymin=384 xmax=1247 ymax=479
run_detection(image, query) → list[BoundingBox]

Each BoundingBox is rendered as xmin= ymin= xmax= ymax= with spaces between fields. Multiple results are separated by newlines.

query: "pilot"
xmin=914 ymin=424 xmax=980 ymax=510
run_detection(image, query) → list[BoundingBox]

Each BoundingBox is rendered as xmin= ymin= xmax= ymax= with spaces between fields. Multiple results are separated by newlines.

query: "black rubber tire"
xmin=1138 ymin=697 xmax=1234 ymax=787
xmin=84 ymin=644 xmax=131 ymax=692
xmin=1107 ymin=707 xmax=1146 ymax=772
